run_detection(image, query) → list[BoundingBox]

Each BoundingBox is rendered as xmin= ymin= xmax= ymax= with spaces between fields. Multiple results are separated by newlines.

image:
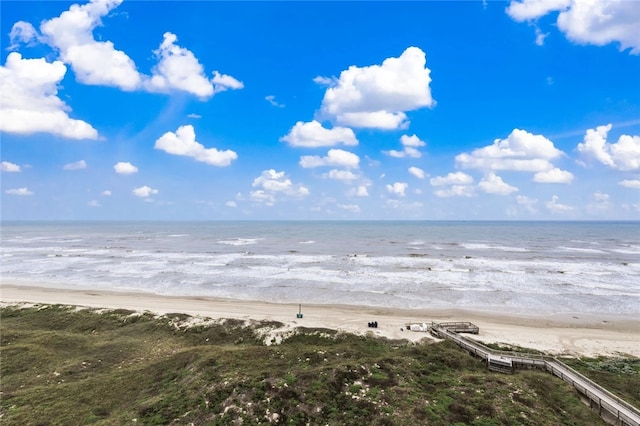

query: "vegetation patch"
xmin=1 ymin=305 xmax=631 ymax=425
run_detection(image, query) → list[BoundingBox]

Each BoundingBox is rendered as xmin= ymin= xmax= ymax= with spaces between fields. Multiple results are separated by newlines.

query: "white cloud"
xmin=516 ymin=195 xmax=539 ymax=213
xmin=63 ymin=160 xmax=87 ymax=170
xmin=507 ymin=0 xmax=571 ymax=21
xmin=545 ymin=194 xmax=573 ymax=213
xmin=619 ymin=179 xmax=640 ymax=189
xmin=146 ymin=32 xmax=243 ymax=98
xmin=88 ymin=200 xmax=100 ymax=207
xmin=384 ymin=134 xmax=426 ymax=158
xmin=155 ymin=125 xmax=238 ymax=166
xmin=133 ymin=185 xmax=158 ymax=198
xmin=211 ymin=71 xmax=244 ymax=92
xmin=347 ymin=185 xmax=369 ymax=197
xmin=114 ymin=162 xmax=138 ymax=174
xmin=23 ymin=1 xmax=241 ymax=97
xmin=338 ymin=203 xmax=361 ymax=213
xmin=317 ymin=46 xmax=435 ymax=129
xmin=102 ymin=190 xmax=112 ymax=196
xmin=9 ymin=21 xmax=39 ymax=49
xmin=280 ymin=120 xmax=358 ymax=148
xmin=478 ymin=173 xmax=519 ymax=195
xmin=251 ymin=169 xmax=309 ymax=205
xmin=533 ymin=167 xmax=574 ymax=183
xmin=535 ymin=27 xmax=549 ymax=46
xmin=434 ymin=185 xmax=476 ymax=198
xmin=266 ymin=95 xmax=285 ymax=108
xmin=456 ymin=128 xmax=563 ymax=172
xmin=430 ymin=172 xmax=475 ymax=198
xmin=249 ymin=190 xmax=276 ymax=206
xmin=6 ymin=187 xmax=33 ymax=196
xmin=323 ymin=169 xmax=359 ymax=181
xmin=408 ymin=166 xmax=425 ymax=179
xmin=225 ymin=201 xmax=237 ymax=208
xmin=313 ymin=75 xmax=335 ymax=85
xmin=39 ymin=0 xmax=142 ymax=90
xmin=430 ymin=172 xmax=474 ymax=186
xmin=187 ymin=113 xmax=202 ymax=119
xmin=0 ymin=52 xmax=98 ymax=140
xmin=507 ymin=0 xmax=640 ymax=54
xmin=299 ymin=149 xmax=360 ymax=169
xmin=1 ymin=161 xmax=21 ymax=172
xmin=386 ymin=182 xmax=408 ymax=197
xmin=577 ymin=124 xmax=640 ymax=171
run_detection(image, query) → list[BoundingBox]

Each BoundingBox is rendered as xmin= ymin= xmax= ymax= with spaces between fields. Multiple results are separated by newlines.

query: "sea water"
xmin=1 ymin=221 xmax=638 ymax=317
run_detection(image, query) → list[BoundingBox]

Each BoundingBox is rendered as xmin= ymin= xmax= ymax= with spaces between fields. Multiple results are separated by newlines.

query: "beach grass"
xmin=0 ymin=304 xmax=623 ymax=425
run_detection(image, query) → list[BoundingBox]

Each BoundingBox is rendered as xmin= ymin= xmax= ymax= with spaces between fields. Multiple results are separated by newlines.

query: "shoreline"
xmin=2 ymin=282 xmax=639 ymax=357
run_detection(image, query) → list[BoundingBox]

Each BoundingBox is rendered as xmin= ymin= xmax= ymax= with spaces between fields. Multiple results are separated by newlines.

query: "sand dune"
xmin=1 ymin=282 xmax=638 ymax=357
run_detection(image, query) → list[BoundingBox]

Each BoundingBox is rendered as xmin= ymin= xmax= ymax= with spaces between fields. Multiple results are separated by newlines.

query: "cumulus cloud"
xmin=506 ymin=0 xmax=640 ymax=54
xmin=88 ymin=200 xmax=100 ymax=207
xmin=6 ymin=187 xmax=33 ymax=196
xmin=15 ymin=1 xmax=242 ymax=98
xmin=545 ymin=195 xmax=573 ymax=213
xmin=456 ymin=128 xmax=563 ymax=172
xmin=114 ymin=162 xmax=138 ymax=174
xmin=317 ymin=47 xmax=435 ymax=129
xmin=1 ymin=161 xmax=21 ymax=172
xmin=280 ymin=120 xmax=358 ymax=148
xmin=299 ymin=149 xmax=360 ymax=169
xmin=39 ymin=0 xmax=142 ymax=90
xmin=155 ymin=125 xmax=238 ymax=166
xmin=430 ymin=172 xmax=474 ymax=186
xmin=386 ymin=182 xmax=408 ymax=197
xmin=225 ymin=200 xmax=237 ymax=208
xmin=0 ymin=52 xmax=98 ymax=139
xmin=9 ymin=21 xmax=39 ymax=49
xmin=146 ymin=32 xmax=243 ymax=98
xmin=434 ymin=186 xmax=475 ymax=198
xmin=408 ymin=166 xmax=425 ymax=179
xmin=577 ymin=124 xmax=640 ymax=171
xmin=347 ymin=185 xmax=369 ymax=198
xmin=384 ymin=134 xmax=426 ymax=158
xmin=323 ymin=169 xmax=359 ymax=181
xmin=133 ymin=185 xmax=158 ymax=198
xmin=478 ymin=173 xmax=518 ymax=195
xmin=63 ymin=160 xmax=87 ymax=170
xmin=533 ymin=167 xmax=574 ymax=183
xmin=430 ymin=172 xmax=475 ymax=198
xmin=250 ymin=169 xmax=310 ymax=205
xmin=619 ymin=179 xmax=640 ymax=189
xmin=102 ymin=190 xmax=112 ymax=196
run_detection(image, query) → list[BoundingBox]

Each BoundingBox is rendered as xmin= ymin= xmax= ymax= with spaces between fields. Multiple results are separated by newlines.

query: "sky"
xmin=1 ymin=0 xmax=639 ymax=221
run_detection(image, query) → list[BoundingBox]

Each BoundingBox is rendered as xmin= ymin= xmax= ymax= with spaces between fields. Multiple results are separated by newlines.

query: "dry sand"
xmin=1 ymin=282 xmax=638 ymax=357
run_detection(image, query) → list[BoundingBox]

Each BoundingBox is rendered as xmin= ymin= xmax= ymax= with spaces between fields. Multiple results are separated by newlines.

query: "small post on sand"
xmin=296 ymin=304 xmax=303 ymax=319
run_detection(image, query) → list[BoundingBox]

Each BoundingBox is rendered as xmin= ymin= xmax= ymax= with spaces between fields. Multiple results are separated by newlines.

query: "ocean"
xmin=1 ymin=221 xmax=638 ymax=317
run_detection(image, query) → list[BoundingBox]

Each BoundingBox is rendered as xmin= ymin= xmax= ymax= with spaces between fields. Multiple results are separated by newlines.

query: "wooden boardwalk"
xmin=430 ymin=322 xmax=640 ymax=426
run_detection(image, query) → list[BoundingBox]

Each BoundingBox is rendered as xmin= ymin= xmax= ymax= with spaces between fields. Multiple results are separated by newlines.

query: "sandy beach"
xmin=1 ymin=282 xmax=639 ymax=358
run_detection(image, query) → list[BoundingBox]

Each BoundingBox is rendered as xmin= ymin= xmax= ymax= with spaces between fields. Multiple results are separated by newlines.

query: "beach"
xmin=2 ymin=282 xmax=639 ymax=358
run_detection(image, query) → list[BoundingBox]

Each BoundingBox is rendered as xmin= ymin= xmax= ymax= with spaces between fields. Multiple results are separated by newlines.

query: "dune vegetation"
xmin=1 ymin=305 xmax=636 ymax=425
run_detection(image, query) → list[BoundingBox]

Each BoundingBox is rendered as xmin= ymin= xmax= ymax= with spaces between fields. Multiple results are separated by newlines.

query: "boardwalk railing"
xmin=430 ymin=322 xmax=640 ymax=426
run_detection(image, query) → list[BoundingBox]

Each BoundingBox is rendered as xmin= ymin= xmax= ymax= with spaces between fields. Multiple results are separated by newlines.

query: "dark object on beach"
xmin=368 ymin=321 xmax=378 ymax=328
xmin=296 ymin=304 xmax=303 ymax=319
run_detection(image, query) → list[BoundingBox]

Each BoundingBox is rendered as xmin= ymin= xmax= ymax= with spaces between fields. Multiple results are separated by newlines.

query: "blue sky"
xmin=1 ymin=0 xmax=639 ymax=220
